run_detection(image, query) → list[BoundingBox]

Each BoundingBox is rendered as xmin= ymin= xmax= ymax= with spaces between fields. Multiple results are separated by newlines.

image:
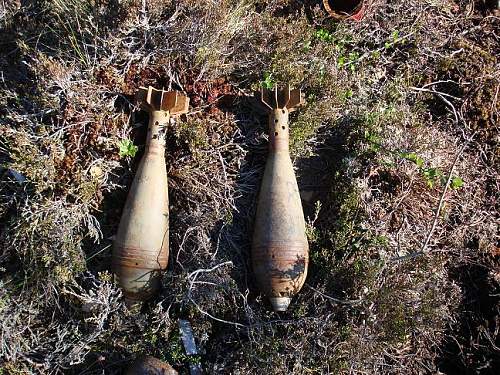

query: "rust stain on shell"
xmin=253 ymin=241 xmax=309 ymax=296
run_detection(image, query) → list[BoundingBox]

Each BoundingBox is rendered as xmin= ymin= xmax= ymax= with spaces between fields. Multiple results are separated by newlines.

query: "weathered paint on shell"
xmin=125 ymin=356 xmax=178 ymax=375
xmin=252 ymin=105 xmax=309 ymax=311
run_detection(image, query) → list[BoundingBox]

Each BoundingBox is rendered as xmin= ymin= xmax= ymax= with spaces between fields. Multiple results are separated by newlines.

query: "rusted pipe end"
xmin=323 ymin=0 xmax=365 ymax=21
xmin=258 ymin=85 xmax=304 ymax=113
xmin=136 ymin=86 xmax=189 ymax=115
xmin=270 ymin=297 xmax=291 ymax=312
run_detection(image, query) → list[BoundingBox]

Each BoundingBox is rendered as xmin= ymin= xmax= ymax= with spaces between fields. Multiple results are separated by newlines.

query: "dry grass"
xmin=0 ymin=0 xmax=498 ymax=374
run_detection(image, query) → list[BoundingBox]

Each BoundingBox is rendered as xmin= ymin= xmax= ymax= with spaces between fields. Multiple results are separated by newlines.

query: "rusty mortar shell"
xmin=252 ymin=85 xmax=309 ymax=312
xmin=125 ymin=355 xmax=178 ymax=375
xmin=112 ymin=86 xmax=189 ymax=303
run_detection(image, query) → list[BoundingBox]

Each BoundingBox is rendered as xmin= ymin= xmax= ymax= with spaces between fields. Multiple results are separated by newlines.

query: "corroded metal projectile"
xmin=125 ymin=356 xmax=178 ymax=375
xmin=252 ymin=85 xmax=308 ymax=312
xmin=112 ymin=86 xmax=189 ymax=303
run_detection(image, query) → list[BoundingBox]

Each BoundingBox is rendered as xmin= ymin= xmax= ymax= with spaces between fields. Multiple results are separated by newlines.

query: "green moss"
xmin=77 ymin=179 xmax=101 ymax=204
xmin=0 ymin=363 xmax=29 ymax=375
xmin=174 ymin=118 xmax=209 ymax=154
xmin=289 ymin=116 xmax=318 ymax=158
xmin=331 ymin=187 xmax=362 ymax=253
xmin=269 ymin=49 xmax=308 ymax=87
xmin=251 ymin=335 xmax=285 ymax=365
xmin=289 ymin=98 xmax=341 ymax=158
xmin=5 ymin=134 xmax=58 ymax=194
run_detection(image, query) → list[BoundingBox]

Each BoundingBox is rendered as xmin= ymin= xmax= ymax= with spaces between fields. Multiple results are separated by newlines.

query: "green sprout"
xmin=118 ymin=139 xmax=138 ymax=158
xmin=338 ymin=52 xmax=360 ymax=72
xmin=400 ymin=152 xmax=464 ymax=189
xmin=314 ymin=28 xmax=334 ymax=43
xmin=261 ymin=72 xmax=275 ymax=89
xmin=450 ymin=176 xmax=464 ymax=189
xmin=400 ymin=152 xmax=424 ymax=168
xmin=385 ymin=30 xmax=402 ymax=49
xmin=422 ymin=167 xmax=442 ymax=188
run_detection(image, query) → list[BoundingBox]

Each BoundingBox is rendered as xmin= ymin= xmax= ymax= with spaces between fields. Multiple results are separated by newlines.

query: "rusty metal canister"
xmin=125 ymin=356 xmax=178 ymax=375
xmin=112 ymin=86 xmax=189 ymax=303
xmin=323 ymin=0 xmax=366 ymax=21
xmin=252 ymin=86 xmax=309 ymax=312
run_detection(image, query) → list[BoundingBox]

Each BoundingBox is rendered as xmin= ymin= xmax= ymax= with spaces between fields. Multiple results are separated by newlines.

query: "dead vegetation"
xmin=0 ymin=0 xmax=498 ymax=374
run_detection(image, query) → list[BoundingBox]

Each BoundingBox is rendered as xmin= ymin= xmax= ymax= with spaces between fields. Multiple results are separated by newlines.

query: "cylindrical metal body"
xmin=252 ymin=108 xmax=309 ymax=311
xmin=112 ymin=110 xmax=170 ymax=302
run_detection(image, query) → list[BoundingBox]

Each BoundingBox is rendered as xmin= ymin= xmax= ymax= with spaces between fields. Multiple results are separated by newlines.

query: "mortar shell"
xmin=252 ymin=105 xmax=309 ymax=311
xmin=112 ymin=111 xmax=170 ymax=302
xmin=113 ymin=87 xmax=189 ymax=303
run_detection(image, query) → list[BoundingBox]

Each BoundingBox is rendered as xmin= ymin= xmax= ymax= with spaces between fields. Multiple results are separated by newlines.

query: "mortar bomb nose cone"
xmin=270 ymin=297 xmax=291 ymax=311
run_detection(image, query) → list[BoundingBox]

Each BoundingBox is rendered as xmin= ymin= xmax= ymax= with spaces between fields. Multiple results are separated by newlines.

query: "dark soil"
xmin=436 ymin=258 xmax=500 ymax=374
